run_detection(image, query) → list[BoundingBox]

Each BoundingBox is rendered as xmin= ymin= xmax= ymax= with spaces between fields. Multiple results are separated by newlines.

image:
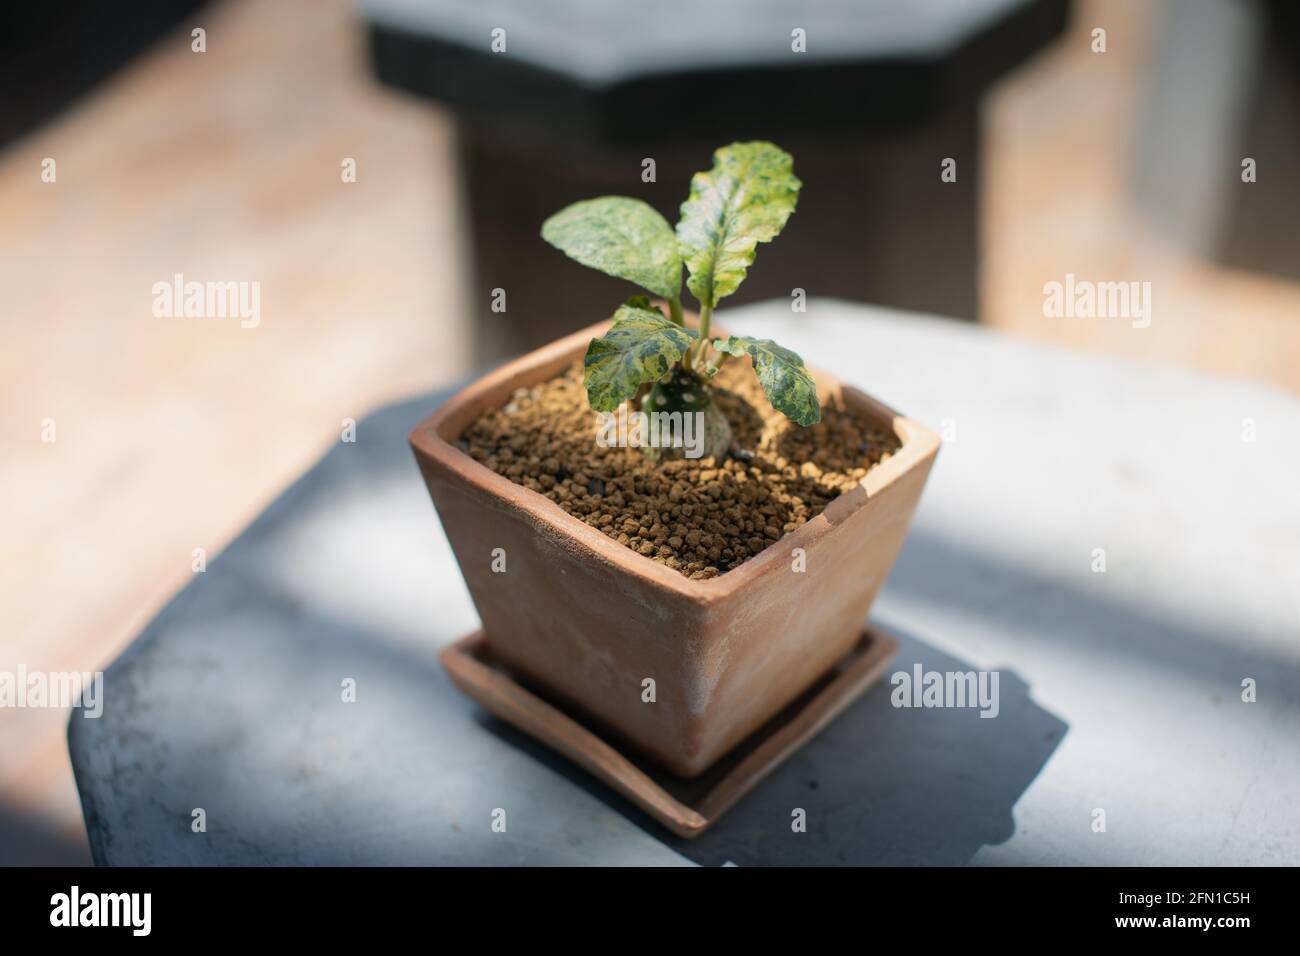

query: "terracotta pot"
xmin=410 ymin=321 xmax=939 ymax=778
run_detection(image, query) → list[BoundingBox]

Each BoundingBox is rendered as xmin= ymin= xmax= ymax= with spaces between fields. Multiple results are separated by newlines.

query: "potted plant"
xmin=411 ymin=142 xmax=939 ymax=778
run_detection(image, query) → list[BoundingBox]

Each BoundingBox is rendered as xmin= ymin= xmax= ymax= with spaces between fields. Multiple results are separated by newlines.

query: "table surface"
xmin=70 ymin=300 xmax=1300 ymax=865
xmin=365 ymin=0 xmax=1051 ymax=81
xmin=364 ymin=0 xmax=1069 ymax=141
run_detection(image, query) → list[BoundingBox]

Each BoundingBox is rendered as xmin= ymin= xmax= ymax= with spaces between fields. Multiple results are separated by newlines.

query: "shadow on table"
xmin=484 ymin=624 xmax=1067 ymax=866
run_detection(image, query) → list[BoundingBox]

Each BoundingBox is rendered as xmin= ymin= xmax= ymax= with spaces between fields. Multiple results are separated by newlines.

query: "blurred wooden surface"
xmin=983 ymin=0 xmax=1300 ymax=384
xmin=0 ymin=0 xmax=469 ymax=862
xmin=3 ymin=0 xmax=1300 ymax=863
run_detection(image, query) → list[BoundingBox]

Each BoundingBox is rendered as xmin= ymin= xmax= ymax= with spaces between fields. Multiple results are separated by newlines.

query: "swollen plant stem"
xmin=668 ymin=298 xmax=683 ymax=327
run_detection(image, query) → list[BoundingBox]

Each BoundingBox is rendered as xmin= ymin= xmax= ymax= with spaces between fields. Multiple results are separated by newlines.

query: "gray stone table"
xmin=71 ymin=300 xmax=1300 ymax=865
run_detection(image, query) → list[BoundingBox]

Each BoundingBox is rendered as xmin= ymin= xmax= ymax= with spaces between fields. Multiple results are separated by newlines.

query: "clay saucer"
xmin=441 ymin=623 xmax=899 ymax=838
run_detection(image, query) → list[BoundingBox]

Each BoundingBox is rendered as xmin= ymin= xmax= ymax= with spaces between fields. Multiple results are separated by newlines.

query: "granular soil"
xmin=458 ymin=361 xmax=900 ymax=579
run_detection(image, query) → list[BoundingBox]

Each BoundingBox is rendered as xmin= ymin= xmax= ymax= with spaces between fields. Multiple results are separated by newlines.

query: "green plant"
xmin=541 ymin=141 xmax=819 ymax=460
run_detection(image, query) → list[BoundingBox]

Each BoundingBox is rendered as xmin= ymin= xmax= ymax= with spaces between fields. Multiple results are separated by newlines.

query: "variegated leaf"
xmin=583 ymin=303 xmax=697 ymax=412
xmin=712 ymin=335 xmax=820 ymax=426
xmin=676 ymin=142 xmax=801 ymax=308
xmin=542 ymin=197 xmax=681 ymax=300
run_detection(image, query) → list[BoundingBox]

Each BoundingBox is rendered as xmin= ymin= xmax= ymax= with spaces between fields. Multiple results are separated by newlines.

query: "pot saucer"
xmin=440 ymin=624 xmax=899 ymax=839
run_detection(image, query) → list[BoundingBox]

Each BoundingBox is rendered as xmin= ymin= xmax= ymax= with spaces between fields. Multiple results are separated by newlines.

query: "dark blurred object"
xmin=364 ymin=0 xmax=1069 ymax=359
xmin=0 ymin=0 xmax=210 ymax=148
xmin=0 ymin=803 xmax=90 ymax=866
xmin=1136 ymin=0 xmax=1300 ymax=282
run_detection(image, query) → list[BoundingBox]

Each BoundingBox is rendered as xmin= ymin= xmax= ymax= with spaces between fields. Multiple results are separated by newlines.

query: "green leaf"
xmin=542 ymin=197 xmax=681 ymax=300
xmin=583 ymin=303 xmax=697 ymax=412
xmin=712 ymin=336 xmax=821 ymax=426
xmin=676 ymin=142 xmax=801 ymax=308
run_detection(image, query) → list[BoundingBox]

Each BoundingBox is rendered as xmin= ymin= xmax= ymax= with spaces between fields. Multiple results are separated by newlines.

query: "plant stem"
xmin=687 ymin=304 xmax=713 ymax=371
xmin=706 ymin=351 xmax=732 ymax=377
xmin=668 ymin=297 xmax=683 ymax=327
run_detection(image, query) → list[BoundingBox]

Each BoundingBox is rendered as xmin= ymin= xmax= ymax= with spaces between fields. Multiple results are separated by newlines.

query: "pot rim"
xmin=410 ymin=320 xmax=940 ymax=609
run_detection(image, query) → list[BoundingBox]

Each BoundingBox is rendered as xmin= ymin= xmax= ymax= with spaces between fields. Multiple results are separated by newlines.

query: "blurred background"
xmin=3 ymin=0 xmax=1298 ymax=864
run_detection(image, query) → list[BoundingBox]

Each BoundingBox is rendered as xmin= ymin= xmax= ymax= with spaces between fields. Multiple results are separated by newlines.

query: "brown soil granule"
xmin=458 ymin=361 xmax=900 ymax=579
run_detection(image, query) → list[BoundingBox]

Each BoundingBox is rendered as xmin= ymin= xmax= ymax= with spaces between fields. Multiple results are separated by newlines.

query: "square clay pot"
xmin=410 ymin=321 xmax=939 ymax=778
